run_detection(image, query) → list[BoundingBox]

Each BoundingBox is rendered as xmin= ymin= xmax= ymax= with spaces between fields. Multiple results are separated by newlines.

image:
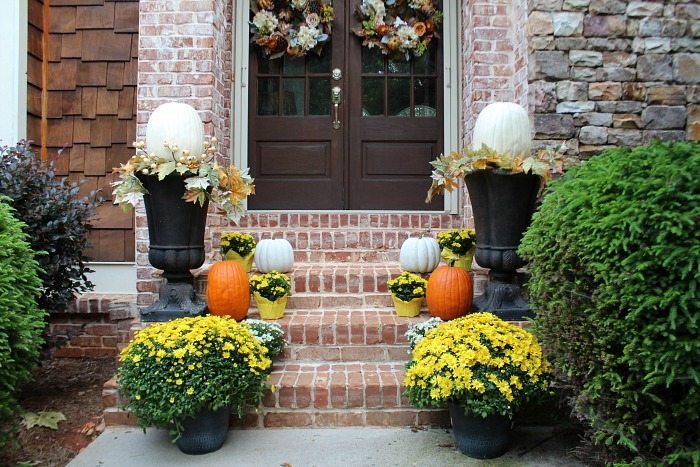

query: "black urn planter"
xmin=174 ymin=406 xmax=230 ymax=455
xmin=138 ymin=173 xmax=208 ymax=321
xmin=449 ymin=404 xmax=512 ymax=459
xmin=465 ymin=170 xmax=540 ymax=320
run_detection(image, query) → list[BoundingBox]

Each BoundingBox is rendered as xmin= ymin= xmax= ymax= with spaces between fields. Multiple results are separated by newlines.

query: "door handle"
xmin=331 ymin=86 xmax=342 ymax=130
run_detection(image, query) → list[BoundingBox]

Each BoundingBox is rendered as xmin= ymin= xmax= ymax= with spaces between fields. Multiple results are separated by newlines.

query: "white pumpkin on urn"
xmin=399 ymin=237 xmax=440 ymax=273
xmin=254 ymin=239 xmax=294 ymax=273
xmin=146 ymin=102 xmax=205 ymax=161
xmin=471 ymin=102 xmax=532 ymax=158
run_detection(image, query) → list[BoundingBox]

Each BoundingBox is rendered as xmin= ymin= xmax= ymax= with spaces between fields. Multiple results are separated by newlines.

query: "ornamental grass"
xmin=117 ymin=315 xmax=271 ymax=437
xmin=404 ymin=313 xmax=551 ymax=418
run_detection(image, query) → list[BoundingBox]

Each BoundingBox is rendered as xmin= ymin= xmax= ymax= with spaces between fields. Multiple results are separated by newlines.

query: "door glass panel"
xmin=283 ymin=55 xmax=305 ymax=75
xmin=283 ymin=78 xmax=305 ymax=116
xmin=388 ymin=59 xmax=410 ymax=75
xmin=362 ymin=78 xmax=384 ymax=116
xmin=413 ymin=49 xmax=436 ymax=75
xmin=309 ymin=50 xmax=331 ymax=73
xmin=258 ymin=55 xmax=281 ymax=74
xmin=414 ymin=78 xmax=437 ymax=117
xmin=362 ymin=48 xmax=384 ymax=74
xmin=309 ymin=78 xmax=331 ymax=115
xmin=388 ymin=78 xmax=411 ymax=116
xmin=257 ymin=78 xmax=279 ymax=116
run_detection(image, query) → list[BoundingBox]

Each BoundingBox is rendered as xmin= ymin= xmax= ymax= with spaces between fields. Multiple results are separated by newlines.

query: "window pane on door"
xmin=283 ymin=78 xmax=305 ymax=116
xmin=362 ymin=78 xmax=384 ymax=116
xmin=257 ymin=78 xmax=279 ymax=115
xmin=283 ymin=55 xmax=305 ymax=75
xmin=309 ymin=78 xmax=331 ymax=115
xmin=388 ymin=78 xmax=411 ymax=116
xmin=258 ymin=55 xmax=282 ymax=74
xmin=388 ymin=59 xmax=410 ymax=75
xmin=362 ymin=48 xmax=384 ymax=74
xmin=309 ymin=50 xmax=331 ymax=73
xmin=414 ymin=78 xmax=436 ymax=117
xmin=413 ymin=49 xmax=436 ymax=75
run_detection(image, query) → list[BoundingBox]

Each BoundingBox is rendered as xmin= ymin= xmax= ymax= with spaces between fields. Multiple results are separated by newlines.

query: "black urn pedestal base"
xmin=472 ymin=272 xmax=534 ymax=321
xmin=140 ymin=280 xmax=206 ymax=322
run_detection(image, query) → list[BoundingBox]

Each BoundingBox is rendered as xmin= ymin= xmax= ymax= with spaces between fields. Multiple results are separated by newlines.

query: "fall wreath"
xmin=353 ymin=0 xmax=442 ymax=61
xmin=250 ymin=0 xmax=334 ymax=59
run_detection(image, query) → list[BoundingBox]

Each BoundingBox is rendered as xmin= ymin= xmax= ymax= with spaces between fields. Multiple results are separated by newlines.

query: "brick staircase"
xmin=104 ymin=212 xmax=485 ymax=428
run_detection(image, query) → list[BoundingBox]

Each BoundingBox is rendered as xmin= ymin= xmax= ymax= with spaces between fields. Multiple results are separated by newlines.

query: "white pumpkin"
xmin=399 ymin=237 xmax=440 ymax=273
xmin=146 ymin=102 xmax=205 ymax=161
xmin=254 ymin=239 xmax=294 ymax=273
xmin=471 ymin=102 xmax=532 ymax=158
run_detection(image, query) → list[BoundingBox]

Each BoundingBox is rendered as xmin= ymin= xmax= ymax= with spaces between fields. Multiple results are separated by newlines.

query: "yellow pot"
xmin=253 ymin=292 xmax=287 ymax=320
xmin=224 ymin=249 xmax=255 ymax=273
xmin=441 ymin=247 xmax=474 ymax=272
xmin=391 ymin=295 xmax=423 ymax=318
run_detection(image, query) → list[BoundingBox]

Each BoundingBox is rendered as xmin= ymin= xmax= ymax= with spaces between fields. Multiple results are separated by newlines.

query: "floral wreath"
xmin=353 ymin=0 xmax=442 ymax=61
xmin=250 ymin=0 xmax=334 ymax=60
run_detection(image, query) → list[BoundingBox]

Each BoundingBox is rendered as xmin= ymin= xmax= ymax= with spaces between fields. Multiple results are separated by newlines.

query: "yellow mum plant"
xmin=387 ymin=271 xmax=428 ymax=302
xmin=117 ymin=315 xmax=272 ymax=437
xmin=404 ymin=313 xmax=552 ymax=418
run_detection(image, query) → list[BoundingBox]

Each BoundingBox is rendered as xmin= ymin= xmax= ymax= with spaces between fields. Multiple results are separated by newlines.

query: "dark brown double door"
xmin=248 ymin=1 xmax=443 ymax=210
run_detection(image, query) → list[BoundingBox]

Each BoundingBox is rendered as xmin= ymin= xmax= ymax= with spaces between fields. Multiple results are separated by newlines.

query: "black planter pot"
xmin=138 ymin=173 xmax=208 ymax=321
xmin=175 ymin=406 xmax=230 ymax=455
xmin=449 ymin=403 xmax=512 ymax=459
xmin=465 ymin=170 xmax=540 ymax=320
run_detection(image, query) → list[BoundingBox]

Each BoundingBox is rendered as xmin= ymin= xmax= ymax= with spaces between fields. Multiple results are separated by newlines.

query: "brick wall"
xmin=47 ymin=294 xmax=137 ymax=358
xmin=462 ymin=0 xmax=531 ymax=146
xmin=528 ymin=0 xmax=700 ymax=158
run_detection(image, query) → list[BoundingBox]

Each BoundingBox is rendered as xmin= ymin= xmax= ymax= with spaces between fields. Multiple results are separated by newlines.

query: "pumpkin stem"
xmin=448 ymin=258 xmax=456 ymax=267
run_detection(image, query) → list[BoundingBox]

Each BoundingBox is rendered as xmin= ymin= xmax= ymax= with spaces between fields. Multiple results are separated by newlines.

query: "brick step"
xmin=271 ymin=309 xmax=427 ymax=346
xmin=264 ymin=362 xmax=412 ymax=411
xmin=217 ymin=229 xmax=420 ymax=253
xmin=234 ymin=212 xmax=460 ymax=230
xmin=293 ymin=248 xmax=400 ymax=264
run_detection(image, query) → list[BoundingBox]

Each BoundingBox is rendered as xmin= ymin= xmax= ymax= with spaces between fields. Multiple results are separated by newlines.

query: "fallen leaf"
xmin=21 ymin=411 xmax=67 ymax=430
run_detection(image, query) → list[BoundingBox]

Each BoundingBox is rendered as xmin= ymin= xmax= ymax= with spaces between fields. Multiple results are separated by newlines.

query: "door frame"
xmin=232 ymin=0 xmax=461 ymax=213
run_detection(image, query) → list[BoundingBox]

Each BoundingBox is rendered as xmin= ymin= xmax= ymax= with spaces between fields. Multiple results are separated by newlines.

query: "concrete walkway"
xmin=68 ymin=425 xmax=584 ymax=467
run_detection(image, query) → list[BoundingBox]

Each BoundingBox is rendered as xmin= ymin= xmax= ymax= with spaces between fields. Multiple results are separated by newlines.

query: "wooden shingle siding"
xmin=28 ymin=0 xmax=139 ymax=262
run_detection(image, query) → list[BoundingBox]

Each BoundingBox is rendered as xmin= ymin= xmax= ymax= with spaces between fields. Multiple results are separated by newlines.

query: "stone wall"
xmin=529 ymin=0 xmax=700 ymax=157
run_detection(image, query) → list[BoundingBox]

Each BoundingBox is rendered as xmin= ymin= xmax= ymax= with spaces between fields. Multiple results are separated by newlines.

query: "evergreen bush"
xmin=0 ymin=142 xmax=100 ymax=312
xmin=519 ymin=141 xmax=700 ymax=465
xmin=0 ymin=199 xmax=46 ymax=446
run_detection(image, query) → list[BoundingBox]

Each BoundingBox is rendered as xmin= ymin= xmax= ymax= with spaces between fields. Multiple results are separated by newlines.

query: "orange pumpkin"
xmin=426 ymin=265 xmax=473 ymax=320
xmin=206 ymin=260 xmax=250 ymax=321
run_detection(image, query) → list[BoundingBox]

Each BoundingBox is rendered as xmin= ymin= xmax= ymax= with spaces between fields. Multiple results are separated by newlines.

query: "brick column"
xmin=136 ymin=0 xmax=222 ymax=308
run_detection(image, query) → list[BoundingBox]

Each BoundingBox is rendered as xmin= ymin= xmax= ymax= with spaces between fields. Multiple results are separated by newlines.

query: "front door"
xmin=248 ymin=0 xmax=443 ymax=210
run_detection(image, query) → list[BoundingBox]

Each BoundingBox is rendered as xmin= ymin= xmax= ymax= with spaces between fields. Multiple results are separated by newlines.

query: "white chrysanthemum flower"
xmin=396 ymin=24 xmax=419 ymax=50
xmin=408 ymin=0 xmax=424 ymax=9
xmin=295 ymin=25 xmax=321 ymax=51
xmin=252 ymin=10 xmax=278 ymax=35
xmin=291 ymin=0 xmax=308 ymax=10
xmin=361 ymin=0 xmax=386 ymax=19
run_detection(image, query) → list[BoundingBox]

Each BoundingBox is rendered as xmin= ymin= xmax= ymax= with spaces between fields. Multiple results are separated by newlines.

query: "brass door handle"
xmin=331 ymin=86 xmax=342 ymax=130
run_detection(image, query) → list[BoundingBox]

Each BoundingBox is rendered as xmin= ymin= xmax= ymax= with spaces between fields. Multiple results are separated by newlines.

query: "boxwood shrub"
xmin=519 ymin=141 xmax=699 ymax=465
xmin=0 ymin=199 xmax=46 ymax=446
xmin=0 ymin=142 xmax=99 ymax=312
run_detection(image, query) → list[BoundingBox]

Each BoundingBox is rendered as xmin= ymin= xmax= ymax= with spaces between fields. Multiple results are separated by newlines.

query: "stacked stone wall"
xmin=529 ymin=0 xmax=700 ymax=158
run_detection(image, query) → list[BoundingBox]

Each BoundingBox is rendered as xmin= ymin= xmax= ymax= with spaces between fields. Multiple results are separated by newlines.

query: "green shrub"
xmin=0 ymin=142 xmax=100 ymax=312
xmin=0 ymin=198 xmax=46 ymax=446
xmin=519 ymin=141 xmax=700 ymax=465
